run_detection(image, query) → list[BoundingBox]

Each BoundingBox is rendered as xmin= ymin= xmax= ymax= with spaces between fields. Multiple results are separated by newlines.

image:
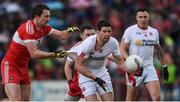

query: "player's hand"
xmin=94 ymin=77 xmax=106 ymax=92
xmin=162 ymin=65 xmax=169 ymax=81
xmin=133 ymin=67 xmax=143 ymax=76
xmin=67 ymin=27 xmax=79 ymax=33
xmin=54 ymin=49 xmax=67 ymax=58
xmin=127 ymin=73 xmax=136 ymax=87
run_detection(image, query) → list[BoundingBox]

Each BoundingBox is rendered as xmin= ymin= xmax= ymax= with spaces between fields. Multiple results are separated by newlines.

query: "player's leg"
xmin=80 ymin=80 xmax=98 ymax=101
xmin=125 ymin=73 xmax=141 ymax=101
xmin=96 ymin=92 xmax=102 ymax=101
xmin=126 ymin=86 xmax=140 ymax=101
xmin=97 ymin=72 xmax=114 ymax=101
xmin=5 ymin=83 xmax=22 ymax=100
xmin=144 ymin=66 xmax=160 ymax=101
xmin=19 ymin=63 xmax=31 ymax=101
xmin=98 ymin=83 xmax=114 ymax=101
xmin=21 ymin=84 xmax=31 ymax=101
xmin=1 ymin=60 xmax=22 ymax=100
xmin=101 ymin=92 xmax=114 ymax=101
xmin=145 ymin=81 xmax=160 ymax=101
xmin=64 ymin=93 xmax=81 ymax=101
xmin=85 ymin=94 xmax=98 ymax=101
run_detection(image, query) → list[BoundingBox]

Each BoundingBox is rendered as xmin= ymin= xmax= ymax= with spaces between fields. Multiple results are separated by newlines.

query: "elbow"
xmin=74 ymin=63 xmax=80 ymax=72
xmin=29 ymin=51 xmax=38 ymax=59
xmin=74 ymin=64 xmax=79 ymax=71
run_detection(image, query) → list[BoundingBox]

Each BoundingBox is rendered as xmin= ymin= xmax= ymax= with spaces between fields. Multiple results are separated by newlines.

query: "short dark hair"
xmin=31 ymin=4 xmax=50 ymax=19
xmin=136 ymin=8 xmax=149 ymax=13
xmin=80 ymin=24 xmax=93 ymax=33
xmin=97 ymin=20 xmax=111 ymax=31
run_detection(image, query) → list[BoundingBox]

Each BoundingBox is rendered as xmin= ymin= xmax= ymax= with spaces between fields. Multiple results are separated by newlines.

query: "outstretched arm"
xmin=49 ymin=27 xmax=79 ymax=40
xmin=26 ymin=41 xmax=66 ymax=59
xmin=75 ymin=54 xmax=96 ymax=80
xmin=26 ymin=41 xmax=55 ymax=59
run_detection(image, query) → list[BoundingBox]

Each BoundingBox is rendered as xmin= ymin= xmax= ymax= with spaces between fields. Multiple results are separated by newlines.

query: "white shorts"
xmin=79 ymin=68 xmax=113 ymax=97
xmin=126 ymin=65 xmax=159 ymax=87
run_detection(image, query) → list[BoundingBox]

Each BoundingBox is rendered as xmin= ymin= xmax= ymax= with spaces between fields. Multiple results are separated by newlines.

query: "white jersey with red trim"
xmin=4 ymin=19 xmax=52 ymax=62
xmin=77 ymin=34 xmax=121 ymax=70
xmin=76 ymin=34 xmax=121 ymax=86
xmin=122 ymin=24 xmax=159 ymax=68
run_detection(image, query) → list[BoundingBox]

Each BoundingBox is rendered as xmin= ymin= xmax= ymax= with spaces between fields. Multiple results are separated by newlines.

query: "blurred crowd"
xmin=0 ymin=0 xmax=179 ymax=84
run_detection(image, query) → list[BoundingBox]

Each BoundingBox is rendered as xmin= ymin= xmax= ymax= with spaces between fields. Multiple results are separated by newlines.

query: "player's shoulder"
xmin=71 ymin=41 xmax=82 ymax=48
xmin=109 ymin=37 xmax=119 ymax=44
xmin=148 ymin=26 xmax=158 ymax=32
xmin=83 ymin=34 xmax=96 ymax=42
xmin=20 ymin=19 xmax=35 ymax=35
xmin=126 ymin=24 xmax=137 ymax=30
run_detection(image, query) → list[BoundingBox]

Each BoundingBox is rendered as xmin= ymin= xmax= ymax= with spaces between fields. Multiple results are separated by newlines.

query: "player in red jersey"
xmin=1 ymin=4 xmax=79 ymax=101
xmin=64 ymin=25 xmax=95 ymax=101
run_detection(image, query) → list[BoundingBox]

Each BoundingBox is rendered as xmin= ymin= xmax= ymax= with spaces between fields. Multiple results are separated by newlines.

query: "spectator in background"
xmin=120 ymin=8 xmax=168 ymax=101
xmin=162 ymin=51 xmax=176 ymax=101
xmin=1 ymin=4 xmax=79 ymax=101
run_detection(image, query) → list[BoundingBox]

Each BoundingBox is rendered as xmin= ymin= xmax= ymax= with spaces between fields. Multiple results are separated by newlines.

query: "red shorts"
xmin=68 ymin=71 xmax=83 ymax=97
xmin=1 ymin=58 xmax=31 ymax=85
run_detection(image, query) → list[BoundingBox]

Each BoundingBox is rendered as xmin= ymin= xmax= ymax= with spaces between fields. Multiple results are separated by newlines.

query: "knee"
xmin=126 ymin=96 xmax=137 ymax=101
xmin=9 ymin=94 xmax=22 ymax=101
xmin=22 ymin=96 xmax=30 ymax=101
xmin=151 ymin=92 xmax=160 ymax=101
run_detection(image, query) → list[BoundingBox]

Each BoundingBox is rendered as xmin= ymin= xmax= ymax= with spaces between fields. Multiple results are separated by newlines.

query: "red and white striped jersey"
xmin=4 ymin=19 xmax=52 ymax=62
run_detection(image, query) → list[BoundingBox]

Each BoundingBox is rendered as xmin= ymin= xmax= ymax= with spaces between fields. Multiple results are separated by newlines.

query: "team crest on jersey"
xmin=149 ymin=32 xmax=153 ymax=36
xmin=135 ymin=39 xmax=142 ymax=46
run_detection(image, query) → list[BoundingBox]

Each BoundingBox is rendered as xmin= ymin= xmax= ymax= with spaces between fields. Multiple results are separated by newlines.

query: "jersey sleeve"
xmin=155 ymin=29 xmax=159 ymax=44
xmin=122 ymin=28 xmax=131 ymax=43
xmin=67 ymin=57 xmax=74 ymax=62
xmin=76 ymin=38 xmax=93 ymax=57
xmin=44 ymin=24 xmax=52 ymax=35
xmin=15 ymin=23 xmax=38 ymax=45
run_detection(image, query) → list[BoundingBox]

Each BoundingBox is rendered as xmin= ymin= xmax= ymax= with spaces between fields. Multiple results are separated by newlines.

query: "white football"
xmin=125 ymin=55 xmax=143 ymax=73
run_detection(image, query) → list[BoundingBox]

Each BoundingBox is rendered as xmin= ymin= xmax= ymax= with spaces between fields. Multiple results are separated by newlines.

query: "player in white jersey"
xmin=74 ymin=20 xmax=124 ymax=101
xmin=64 ymin=25 xmax=95 ymax=101
xmin=120 ymin=8 xmax=169 ymax=101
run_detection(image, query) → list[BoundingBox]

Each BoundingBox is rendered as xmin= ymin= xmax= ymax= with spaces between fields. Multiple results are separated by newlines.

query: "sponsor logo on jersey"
xmin=135 ymin=39 xmax=142 ymax=46
xmin=136 ymin=32 xmax=141 ymax=34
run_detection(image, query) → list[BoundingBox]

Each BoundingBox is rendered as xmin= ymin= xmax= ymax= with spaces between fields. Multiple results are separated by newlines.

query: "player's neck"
xmin=137 ymin=24 xmax=148 ymax=30
xmin=95 ymin=35 xmax=105 ymax=50
xmin=33 ymin=19 xmax=43 ymax=29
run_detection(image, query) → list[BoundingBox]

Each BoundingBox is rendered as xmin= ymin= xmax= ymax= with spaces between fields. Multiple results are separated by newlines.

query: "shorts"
xmin=1 ymin=58 xmax=31 ymax=85
xmin=79 ymin=69 xmax=113 ymax=97
xmin=126 ymin=65 xmax=159 ymax=87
